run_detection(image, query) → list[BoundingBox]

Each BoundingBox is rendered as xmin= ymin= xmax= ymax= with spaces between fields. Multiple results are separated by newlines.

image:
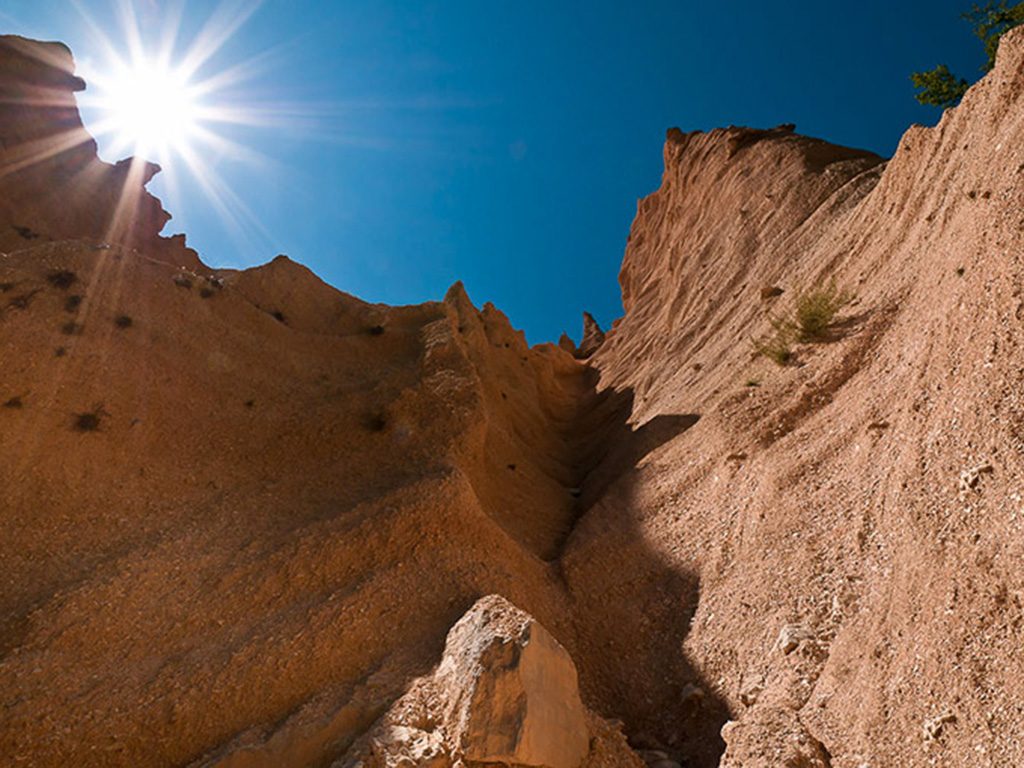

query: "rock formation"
xmin=558 ymin=331 xmax=578 ymax=356
xmin=2 ymin=26 xmax=1024 ymax=768
xmin=576 ymin=311 xmax=606 ymax=358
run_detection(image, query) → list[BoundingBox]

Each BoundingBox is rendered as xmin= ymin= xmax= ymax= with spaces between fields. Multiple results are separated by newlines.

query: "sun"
xmin=68 ymin=0 xmax=289 ymax=250
xmin=72 ymin=1 xmax=272 ymax=169
xmin=91 ymin=57 xmax=204 ymax=158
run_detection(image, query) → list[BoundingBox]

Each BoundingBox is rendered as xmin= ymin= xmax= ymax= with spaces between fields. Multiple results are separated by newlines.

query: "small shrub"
xmin=197 ymin=276 xmax=223 ymax=299
xmin=753 ymin=280 xmax=853 ymax=365
xmin=73 ymin=406 xmax=105 ymax=432
xmin=61 ymin=321 xmax=83 ymax=335
xmin=0 ymin=282 xmax=14 ymax=293
xmin=792 ymin=281 xmax=853 ymax=340
xmin=114 ymin=314 xmax=133 ymax=329
xmin=367 ymin=324 xmax=385 ymax=336
xmin=3 ymin=396 xmax=23 ymax=409
xmin=172 ymin=273 xmax=193 ymax=289
xmin=46 ymin=270 xmax=77 ymax=289
xmin=64 ymin=294 xmax=83 ymax=312
xmin=745 ymin=378 xmax=761 ymax=387
xmin=54 ymin=346 xmax=67 ymax=357
xmin=752 ymin=325 xmax=794 ymax=366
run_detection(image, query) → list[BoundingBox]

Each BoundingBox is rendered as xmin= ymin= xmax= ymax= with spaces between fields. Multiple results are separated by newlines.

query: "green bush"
xmin=753 ymin=280 xmax=854 ymax=365
xmin=793 ymin=281 xmax=854 ymax=341
xmin=911 ymin=65 xmax=969 ymax=108
xmin=912 ymin=2 xmax=1024 ymax=107
xmin=753 ymin=316 xmax=796 ymax=365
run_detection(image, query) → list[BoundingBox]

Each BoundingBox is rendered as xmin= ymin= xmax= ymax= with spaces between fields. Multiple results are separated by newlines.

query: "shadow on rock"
xmin=558 ymin=383 xmax=731 ymax=768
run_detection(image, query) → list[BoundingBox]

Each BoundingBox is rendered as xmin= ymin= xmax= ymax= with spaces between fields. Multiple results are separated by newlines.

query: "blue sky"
xmin=3 ymin=1 xmax=985 ymax=343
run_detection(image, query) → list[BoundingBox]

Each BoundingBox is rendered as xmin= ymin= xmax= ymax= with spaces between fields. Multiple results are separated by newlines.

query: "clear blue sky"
xmin=2 ymin=1 xmax=985 ymax=343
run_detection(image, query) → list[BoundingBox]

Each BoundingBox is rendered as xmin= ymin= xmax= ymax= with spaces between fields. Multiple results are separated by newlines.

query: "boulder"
xmin=438 ymin=595 xmax=590 ymax=768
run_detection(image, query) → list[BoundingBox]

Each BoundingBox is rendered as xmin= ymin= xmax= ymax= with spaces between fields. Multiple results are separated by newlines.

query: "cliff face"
xmin=588 ymin=26 xmax=1024 ymax=766
xmin=1 ymin=27 xmax=1023 ymax=768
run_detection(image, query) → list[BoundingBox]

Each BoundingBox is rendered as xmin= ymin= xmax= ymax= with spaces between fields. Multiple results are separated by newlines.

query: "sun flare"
xmin=93 ymin=59 xmax=203 ymax=157
xmin=67 ymin=0 xmax=294 ymax=251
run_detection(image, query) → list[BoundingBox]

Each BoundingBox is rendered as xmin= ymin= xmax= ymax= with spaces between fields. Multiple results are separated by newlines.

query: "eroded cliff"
xmin=1 ymin=27 xmax=1023 ymax=768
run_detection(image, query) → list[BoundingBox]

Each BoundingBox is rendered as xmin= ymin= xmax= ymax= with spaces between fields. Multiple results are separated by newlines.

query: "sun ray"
xmin=0 ymin=127 xmax=96 ymax=179
xmin=112 ymin=0 xmax=146 ymax=69
xmin=154 ymin=0 xmax=186 ymax=70
xmin=104 ymin=155 xmax=156 ymax=243
xmin=176 ymin=139 xmax=280 ymax=258
xmin=176 ymin=0 xmax=263 ymax=81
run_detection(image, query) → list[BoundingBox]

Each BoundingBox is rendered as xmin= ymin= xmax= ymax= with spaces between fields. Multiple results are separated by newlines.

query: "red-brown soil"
xmin=2 ymin=27 xmax=1023 ymax=768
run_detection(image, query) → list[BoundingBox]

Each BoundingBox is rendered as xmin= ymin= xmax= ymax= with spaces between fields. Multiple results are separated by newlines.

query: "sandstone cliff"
xmin=1 ymin=26 xmax=1023 ymax=768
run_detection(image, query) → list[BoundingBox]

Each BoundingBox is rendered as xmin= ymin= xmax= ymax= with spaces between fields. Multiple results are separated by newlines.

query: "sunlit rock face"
xmin=0 ymin=35 xmax=197 ymax=265
xmin=2 ymin=26 xmax=1024 ymax=768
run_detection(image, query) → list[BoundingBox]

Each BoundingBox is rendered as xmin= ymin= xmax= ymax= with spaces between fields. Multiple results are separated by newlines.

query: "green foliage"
xmin=967 ymin=1 xmax=1024 ymax=70
xmin=793 ymin=281 xmax=854 ymax=341
xmin=911 ymin=65 xmax=969 ymax=108
xmin=911 ymin=2 xmax=1024 ymax=107
xmin=753 ymin=316 xmax=795 ymax=366
xmin=752 ymin=280 xmax=854 ymax=366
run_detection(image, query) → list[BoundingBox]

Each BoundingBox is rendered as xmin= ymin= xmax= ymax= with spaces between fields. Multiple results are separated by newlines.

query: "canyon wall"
xmin=1 ymin=28 xmax=1023 ymax=768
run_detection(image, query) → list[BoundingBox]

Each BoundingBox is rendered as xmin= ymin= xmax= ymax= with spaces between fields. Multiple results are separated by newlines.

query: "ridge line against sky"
xmin=3 ymin=0 xmax=983 ymax=343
